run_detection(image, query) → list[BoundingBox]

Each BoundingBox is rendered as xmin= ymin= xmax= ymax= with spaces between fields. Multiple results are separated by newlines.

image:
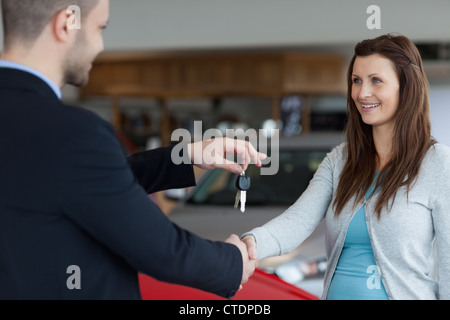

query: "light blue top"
xmin=0 ymin=59 xmax=62 ymax=99
xmin=326 ymin=175 xmax=389 ymax=300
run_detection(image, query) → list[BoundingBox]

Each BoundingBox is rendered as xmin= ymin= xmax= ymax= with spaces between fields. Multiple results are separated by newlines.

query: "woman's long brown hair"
xmin=333 ymin=34 xmax=436 ymax=219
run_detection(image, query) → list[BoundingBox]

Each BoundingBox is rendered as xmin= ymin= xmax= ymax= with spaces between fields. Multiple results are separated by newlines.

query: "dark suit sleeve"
xmin=127 ymin=144 xmax=196 ymax=194
xmin=57 ymin=120 xmax=242 ymax=298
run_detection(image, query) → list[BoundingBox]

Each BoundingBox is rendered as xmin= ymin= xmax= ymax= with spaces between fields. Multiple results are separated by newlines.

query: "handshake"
xmin=225 ymin=234 xmax=258 ymax=290
xmin=187 ymin=137 xmax=265 ymax=291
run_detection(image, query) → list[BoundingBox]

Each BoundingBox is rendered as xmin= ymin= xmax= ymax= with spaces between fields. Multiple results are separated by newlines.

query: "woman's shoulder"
xmin=318 ymin=142 xmax=347 ymax=172
xmin=423 ymin=143 xmax=450 ymax=171
xmin=327 ymin=142 xmax=347 ymax=161
xmin=426 ymin=143 xmax=450 ymax=161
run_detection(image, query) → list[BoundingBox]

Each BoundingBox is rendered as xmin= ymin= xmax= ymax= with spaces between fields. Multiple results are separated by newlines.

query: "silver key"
xmin=240 ymin=190 xmax=246 ymax=213
xmin=235 ymin=171 xmax=251 ymax=213
xmin=234 ymin=189 xmax=241 ymax=210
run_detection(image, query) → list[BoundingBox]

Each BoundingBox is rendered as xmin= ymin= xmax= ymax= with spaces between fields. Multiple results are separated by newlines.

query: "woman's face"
xmin=351 ymin=54 xmax=400 ymax=132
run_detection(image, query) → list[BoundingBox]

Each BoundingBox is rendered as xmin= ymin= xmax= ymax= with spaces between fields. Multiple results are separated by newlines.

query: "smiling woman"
xmin=241 ymin=34 xmax=450 ymax=300
xmin=351 ymin=54 xmax=400 ymax=131
xmin=336 ymin=34 xmax=434 ymax=218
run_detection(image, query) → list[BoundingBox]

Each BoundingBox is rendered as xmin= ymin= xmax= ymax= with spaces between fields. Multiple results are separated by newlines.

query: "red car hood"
xmin=139 ymin=268 xmax=319 ymax=300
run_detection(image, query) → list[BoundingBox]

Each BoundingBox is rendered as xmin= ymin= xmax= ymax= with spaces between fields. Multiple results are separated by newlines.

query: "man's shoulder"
xmin=59 ymin=101 xmax=109 ymax=128
xmin=24 ymin=98 xmax=111 ymax=141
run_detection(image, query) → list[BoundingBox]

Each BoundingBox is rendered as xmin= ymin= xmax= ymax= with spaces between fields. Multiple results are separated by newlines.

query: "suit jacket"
xmin=0 ymin=68 xmax=241 ymax=300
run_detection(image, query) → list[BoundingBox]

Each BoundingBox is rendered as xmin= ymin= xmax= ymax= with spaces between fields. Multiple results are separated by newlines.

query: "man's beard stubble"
xmin=62 ymin=30 xmax=93 ymax=88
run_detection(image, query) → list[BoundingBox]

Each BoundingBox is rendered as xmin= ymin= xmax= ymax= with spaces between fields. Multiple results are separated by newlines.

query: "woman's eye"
xmin=372 ymin=78 xmax=382 ymax=84
xmin=352 ymin=78 xmax=361 ymax=84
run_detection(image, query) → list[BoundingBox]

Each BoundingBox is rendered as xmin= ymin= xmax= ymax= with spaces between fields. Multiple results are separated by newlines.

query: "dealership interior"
xmin=3 ymin=1 xmax=444 ymax=153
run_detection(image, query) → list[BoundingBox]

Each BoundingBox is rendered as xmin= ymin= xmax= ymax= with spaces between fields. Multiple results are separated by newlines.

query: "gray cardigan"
xmin=247 ymin=143 xmax=450 ymax=299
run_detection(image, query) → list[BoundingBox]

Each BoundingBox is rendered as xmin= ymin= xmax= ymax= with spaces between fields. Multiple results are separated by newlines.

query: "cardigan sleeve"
xmin=247 ymin=144 xmax=342 ymax=260
xmin=430 ymin=145 xmax=450 ymax=299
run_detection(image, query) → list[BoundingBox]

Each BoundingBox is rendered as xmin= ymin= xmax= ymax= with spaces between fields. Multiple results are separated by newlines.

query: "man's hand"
xmin=188 ymin=138 xmax=267 ymax=174
xmin=225 ymin=234 xmax=258 ymax=290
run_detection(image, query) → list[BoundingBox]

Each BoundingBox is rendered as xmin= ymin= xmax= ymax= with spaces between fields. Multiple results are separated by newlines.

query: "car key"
xmin=234 ymin=171 xmax=251 ymax=213
xmin=233 ymin=171 xmax=243 ymax=210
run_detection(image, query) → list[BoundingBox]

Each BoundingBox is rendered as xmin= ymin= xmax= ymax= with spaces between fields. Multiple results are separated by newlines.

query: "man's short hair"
xmin=1 ymin=0 xmax=99 ymax=48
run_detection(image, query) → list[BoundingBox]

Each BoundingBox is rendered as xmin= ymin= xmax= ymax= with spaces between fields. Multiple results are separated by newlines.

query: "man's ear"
xmin=52 ymin=9 xmax=76 ymax=43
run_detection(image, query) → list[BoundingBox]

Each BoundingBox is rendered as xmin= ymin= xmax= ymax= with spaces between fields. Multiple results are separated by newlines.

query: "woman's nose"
xmin=358 ymin=83 xmax=373 ymax=100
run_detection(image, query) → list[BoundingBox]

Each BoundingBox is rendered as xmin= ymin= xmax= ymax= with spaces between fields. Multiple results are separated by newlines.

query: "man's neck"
xmin=1 ymin=49 xmax=64 ymax=99
xmin=1 ymin=46 xmax=64 ymax=88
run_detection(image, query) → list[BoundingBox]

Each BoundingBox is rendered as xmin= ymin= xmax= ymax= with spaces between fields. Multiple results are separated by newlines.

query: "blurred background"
xmin=1 ymin=0 xmax=448 ymax=152
xmin=1 ymin=0 xmax=449 ymax=298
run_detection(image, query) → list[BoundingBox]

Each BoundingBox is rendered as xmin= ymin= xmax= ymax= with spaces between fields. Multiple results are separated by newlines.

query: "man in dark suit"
xmin=0 ymin=0 xmax=263 ymax=299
